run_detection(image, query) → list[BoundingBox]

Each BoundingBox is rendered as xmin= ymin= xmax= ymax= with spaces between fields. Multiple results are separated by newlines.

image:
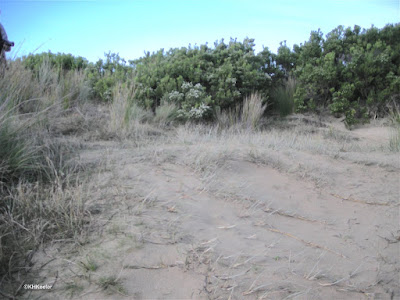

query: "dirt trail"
xmin=32 ymin=122 xmax=399 ymax=300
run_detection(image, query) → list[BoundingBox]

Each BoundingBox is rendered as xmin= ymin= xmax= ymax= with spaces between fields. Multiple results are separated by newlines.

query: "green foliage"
xmin=85 ymin=52 xmax=134 ymax=102
xmin=291 ymin=23 xmax=400 ymax=125
xmin=132 ymin=38 xmax=273 ymax=115
xmin=17 ymin=23 xmax=400 ymax=124
xmin=92 ymin=76 xmax=115 ymax=102
xmin=22 ymin=52 xmax=88 ymax=76
xmin=162 ymin=82 xmax=212 ymax=120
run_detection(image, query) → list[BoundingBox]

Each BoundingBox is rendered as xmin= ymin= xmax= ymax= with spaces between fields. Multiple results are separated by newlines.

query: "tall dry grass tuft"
xmin=388 ymin=101 xmax=400 ymax=152
xmin=0 ymin=60 xmax=41 ymax=112
xmin=109 ymin=83 xmax=153 ymax=138
xmin=154 ymin=101 xmax=178 ymax=127
xmin=57 ymin=69 xmax=91 ymax=109
xmin=215 ymin=105 xmax=240 ymax=129
xmin=389 ymin=126 xmax=400 ymax=152
xmin=242 ymin=92 xmax=267 ymax=129
xmin=1 ymin=59 xmax=90 ymax=114
xmin=216 ymin=92 xmax=267 ymax=131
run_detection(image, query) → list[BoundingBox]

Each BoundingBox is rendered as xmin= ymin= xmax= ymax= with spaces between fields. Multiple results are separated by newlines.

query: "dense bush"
xmin=17 ymin=23 xmax=400 ymax=125
xmin=132 ymin=38 xmax=274 ymax=113
xmin=85 ymin=52 xmax=134 ymax=102
xmin=290 ymin=24 xmax=400 ymax=126
xmin=22 ymin=52 xmax=88 ymax=74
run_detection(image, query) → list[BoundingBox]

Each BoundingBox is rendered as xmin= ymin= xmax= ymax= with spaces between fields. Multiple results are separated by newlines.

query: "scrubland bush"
xmin=15 ymin=23 xmax=400 ymax=126
xmin=292 ymin=24 xmax=400 ymax=126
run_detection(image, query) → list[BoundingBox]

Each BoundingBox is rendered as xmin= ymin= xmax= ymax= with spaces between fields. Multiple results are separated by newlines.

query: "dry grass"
xmin=216 ymin=92 xmax=267 ymax=130
xmin=387 ymin=102 xmax=400 ymax=152
xmin=1 ymin=59 xmax=90 ymax=114
xmin=389 ymin=127 xmax=400 ymax=152
xmin=0 ymin=61 xmax=93 ymax=298
xmin=109 ymin=83 xmax=154 ymax=139
xmin=241 ymin=92 xmax=267 ymax=130
xmin=138 ymin=116 xmax=399 ymax=194
xmin=154 ymin=101 xmax=178 ymax=127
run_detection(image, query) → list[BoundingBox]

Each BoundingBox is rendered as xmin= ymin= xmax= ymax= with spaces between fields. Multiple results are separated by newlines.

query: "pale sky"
xmin=1 ymin=0 xmax=399 ymax=62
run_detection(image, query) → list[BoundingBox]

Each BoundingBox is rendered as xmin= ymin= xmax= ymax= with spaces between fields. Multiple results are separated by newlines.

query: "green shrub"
xmin=163 ymin=82 xmax=212 ymax=121
xmin=93 ymin=76 xmax=115 ymax=102
xmin=133 ymin=39 xmax=273 ymax=112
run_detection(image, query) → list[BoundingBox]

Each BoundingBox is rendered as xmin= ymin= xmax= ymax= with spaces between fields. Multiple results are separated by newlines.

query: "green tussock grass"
xmin=273 ymin=77 xmax=296 ymax=117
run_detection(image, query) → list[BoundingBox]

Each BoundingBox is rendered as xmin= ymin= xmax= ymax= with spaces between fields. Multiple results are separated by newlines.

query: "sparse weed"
xmin=79 ymin=256 xmax=99 ymax=272
xmin=64 ymin=281 xmax=85 ymax=297
xmin=215 ymin=105 xmax=240 ymax=129
xmin=98 ymin=275 xmax=125 ymax=295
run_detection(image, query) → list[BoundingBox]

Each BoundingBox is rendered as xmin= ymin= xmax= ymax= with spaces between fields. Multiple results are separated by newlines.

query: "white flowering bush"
xmin=177 ymin=103 xmax=211 ymax=120
xmin=163 ymin=82 xmax=212 ymax=120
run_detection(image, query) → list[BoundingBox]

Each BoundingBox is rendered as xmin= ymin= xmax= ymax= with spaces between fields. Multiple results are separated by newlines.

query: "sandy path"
xmin=32 ymin=123 xmax=399 ymax=300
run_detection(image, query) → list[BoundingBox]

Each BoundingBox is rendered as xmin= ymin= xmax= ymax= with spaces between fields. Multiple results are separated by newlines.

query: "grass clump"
xmin=154 ymin=101 xmax=178 ymax=127
xmin=109 ymin=83 xmax=153 ymax=138
xmin=389 ymin=126 xmax=400 ymax=152
xmin=216 ymin=92 xmax=267 ymax=130
xmin=0 ymin=63 xmax=91 ymax=297
xmin=242 ymin=92 xmax=267 ymax=129
xmin=79 ymin=256 xmax=99 ymax=272
xmin=98 ymin=275 xmax=125 ymax=295
xmin=273 ymin=77 xmax=296 ymax=117
xmin=388 ymin=102 xmax=400 ymax=152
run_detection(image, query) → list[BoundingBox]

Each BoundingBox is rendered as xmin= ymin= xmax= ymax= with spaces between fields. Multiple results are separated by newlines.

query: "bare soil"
xmin=30 ymin=112 xmax=399 ymax=300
